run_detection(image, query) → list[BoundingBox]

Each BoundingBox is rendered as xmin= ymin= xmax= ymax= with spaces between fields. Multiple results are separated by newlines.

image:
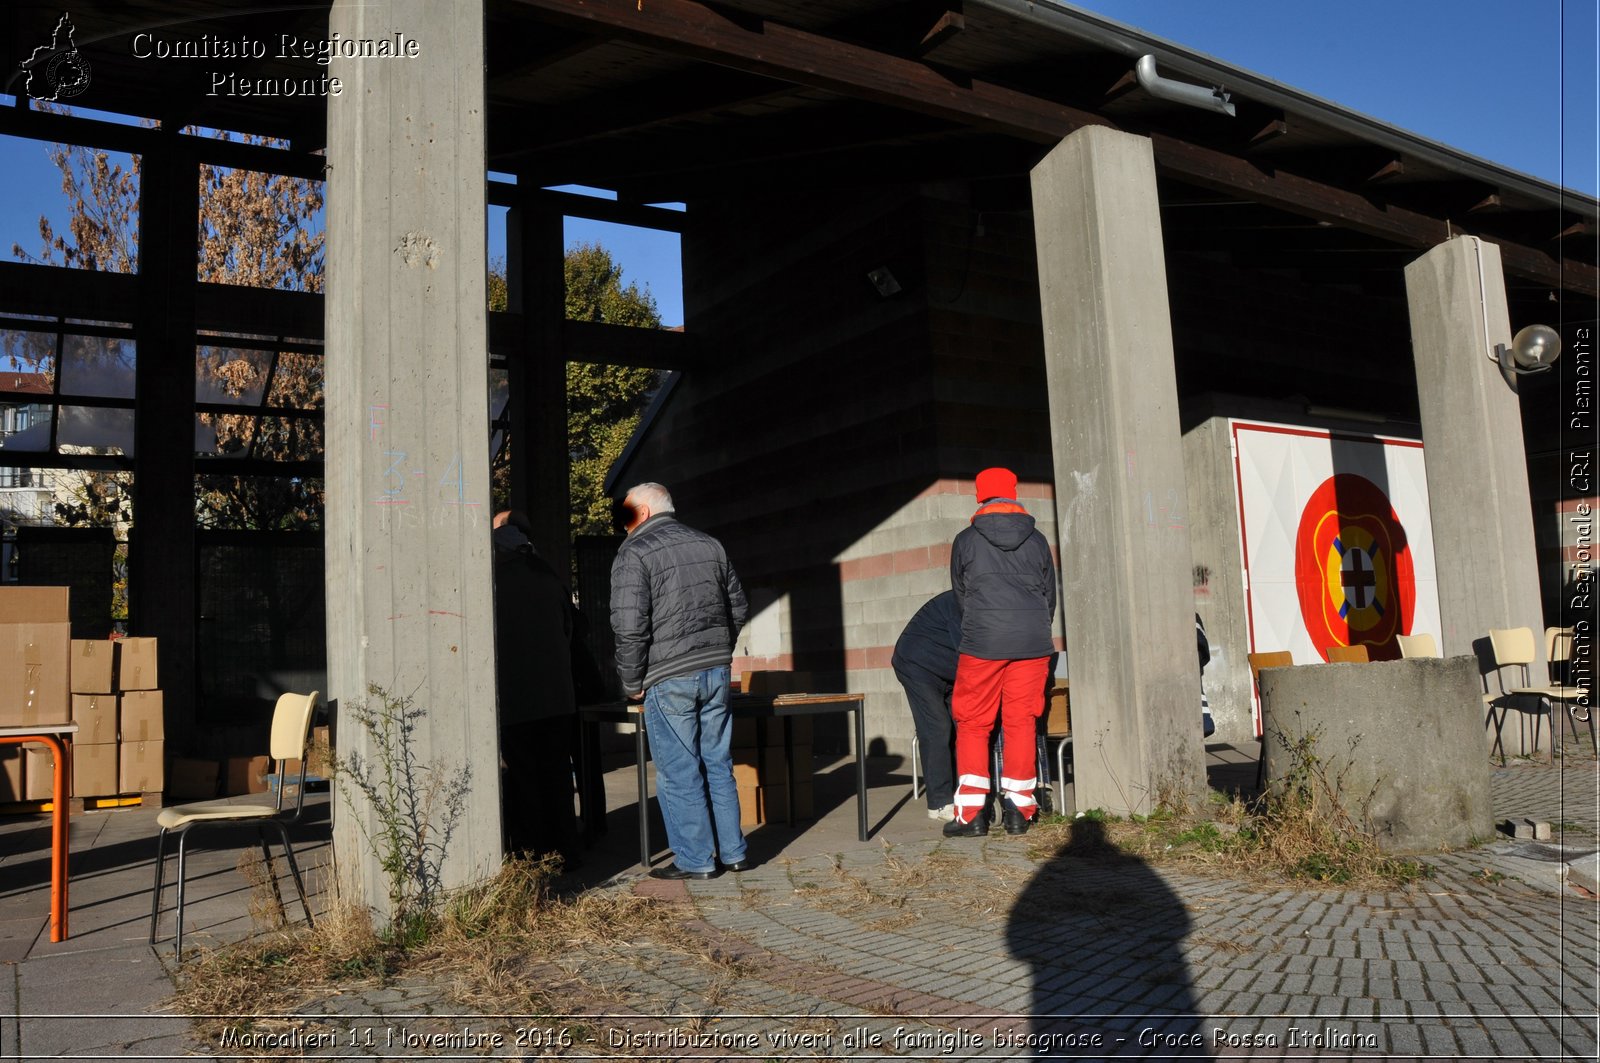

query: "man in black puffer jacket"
xmin=610 ymin=482 xmax=750 ymax=880
xmin=946 ymin=467 xmax=1058 ymax=838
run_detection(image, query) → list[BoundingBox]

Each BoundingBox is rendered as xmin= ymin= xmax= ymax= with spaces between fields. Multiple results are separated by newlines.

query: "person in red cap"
xmin=945 ymin=467 xmax=1058 ymax=836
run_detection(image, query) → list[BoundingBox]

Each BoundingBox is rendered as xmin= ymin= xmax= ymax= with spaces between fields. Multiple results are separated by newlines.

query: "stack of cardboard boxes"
xmin=0 ymin=587 xmax=71 ymax=803
xmin=67 ymin=635 xmax=164 ymax=798
xmin=733 ymin=671 xmax=825 ymax=827
xmin=732 ymin=715 xmax=814 ymax=828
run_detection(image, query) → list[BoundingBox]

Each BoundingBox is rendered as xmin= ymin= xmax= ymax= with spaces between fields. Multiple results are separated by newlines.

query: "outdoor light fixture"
xmin=1491 ymin=323 xmax=1562 ymax=376
xmin=867 ymin=267 xmax=902 ymax=298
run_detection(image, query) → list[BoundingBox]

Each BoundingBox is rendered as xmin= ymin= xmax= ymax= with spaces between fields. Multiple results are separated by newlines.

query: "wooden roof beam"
xmin=919 ymin=9 xmax=966 ymax=55
xmin=509 ymin=0 xmax=1595 ymax=296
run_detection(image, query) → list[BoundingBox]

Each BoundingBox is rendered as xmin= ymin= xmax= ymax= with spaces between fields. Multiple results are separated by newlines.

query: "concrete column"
xmin=1030 ymin=126 xmax=1205 ymax=815
xmin=1405 ymin=236 xmax=1547 ymax=755
xmin=324 ymin=0 xmax=501 ymax=921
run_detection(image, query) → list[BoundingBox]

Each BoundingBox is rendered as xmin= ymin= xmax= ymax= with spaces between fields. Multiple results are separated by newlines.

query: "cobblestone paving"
xmin=533 ymin=762 xmax=1598 ymax=1061
xmin=180 ymin=762 xmax=1600 ymax=1060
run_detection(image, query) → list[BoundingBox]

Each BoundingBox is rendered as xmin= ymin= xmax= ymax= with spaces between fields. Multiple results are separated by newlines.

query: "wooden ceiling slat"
xmin=509 ymin=0 xmax=1595 ymax=296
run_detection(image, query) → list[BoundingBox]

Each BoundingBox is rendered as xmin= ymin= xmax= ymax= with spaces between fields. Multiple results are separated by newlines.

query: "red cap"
xmin=975 ymin=467 xmax=1018 ymax=502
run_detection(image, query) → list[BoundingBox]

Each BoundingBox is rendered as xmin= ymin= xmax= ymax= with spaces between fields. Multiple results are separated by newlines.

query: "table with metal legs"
xmin=0 ymin=722 xmax=78 ymax=941
xmin=578 ymin=693 xmax=868 ymax=868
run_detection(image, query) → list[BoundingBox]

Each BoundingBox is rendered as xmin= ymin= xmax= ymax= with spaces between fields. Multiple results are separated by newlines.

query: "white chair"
xmin=1486 ymin=629 xmax=1566 ymax=765
xmin=150 ymin=691 xmax=321 ymax=954
xmin=1543 ymin=627 xmax=1593 ymax=757
xmin=1396 ymin=633 xmax=1439 ymax=659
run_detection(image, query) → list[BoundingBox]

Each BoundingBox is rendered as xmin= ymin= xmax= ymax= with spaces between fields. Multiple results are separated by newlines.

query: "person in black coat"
xmin=893 ymin=591 xmax=963 ymax=821
xmin=492 ymin=514 xmax=579 ymax=866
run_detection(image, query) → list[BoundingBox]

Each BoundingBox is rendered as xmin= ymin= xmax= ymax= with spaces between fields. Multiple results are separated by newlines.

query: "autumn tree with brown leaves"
xmin=13 ymin=121 xmax=326 ymax=531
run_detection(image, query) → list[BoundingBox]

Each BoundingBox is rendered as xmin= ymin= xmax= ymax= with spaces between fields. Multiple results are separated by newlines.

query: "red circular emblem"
xmin=1294 ymin=474 xmax=1416 ymax=661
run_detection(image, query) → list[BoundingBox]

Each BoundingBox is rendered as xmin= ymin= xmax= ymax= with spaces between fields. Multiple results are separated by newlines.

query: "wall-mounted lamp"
xmin=1491 ymin=324 xmax=1562 ymax=376
xmin=867 ymin=267 xmax=902 ymax=298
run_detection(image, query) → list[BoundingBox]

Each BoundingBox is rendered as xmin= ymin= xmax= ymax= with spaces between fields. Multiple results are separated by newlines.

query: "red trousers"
xmin=951 ymin=654 xmax=1050 ymax=823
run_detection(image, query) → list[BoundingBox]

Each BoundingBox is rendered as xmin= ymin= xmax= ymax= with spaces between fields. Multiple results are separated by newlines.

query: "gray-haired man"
xmin=609 ymin=482 xmax=751 ymax=880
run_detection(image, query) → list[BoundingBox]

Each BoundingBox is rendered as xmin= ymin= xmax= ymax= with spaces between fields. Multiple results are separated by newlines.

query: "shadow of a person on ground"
xmin=1004 ymin=817 xmax=1210 ymax=1059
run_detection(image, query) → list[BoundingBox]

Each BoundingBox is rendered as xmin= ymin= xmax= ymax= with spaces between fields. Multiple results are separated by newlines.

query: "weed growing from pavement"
xmin=1028 ymin=726 xmax=1433 ymax=889
xmin=332 ymin=684 xmax=472 ymax=946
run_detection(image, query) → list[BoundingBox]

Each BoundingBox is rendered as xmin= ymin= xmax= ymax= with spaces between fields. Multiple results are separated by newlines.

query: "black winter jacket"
xmin=609 ymin=513 xmax=749 ymax=693
xmin=492 ymin=525 xmax=576 ymax=725
xmin=950 ymin=500 xmax=1057 ymax=660
xmin=892 ymin=590 xmax=962 ymax=682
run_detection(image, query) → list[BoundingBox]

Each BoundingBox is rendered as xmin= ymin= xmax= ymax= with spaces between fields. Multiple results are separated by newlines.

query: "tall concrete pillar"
xmin=1030 ymin=126 xmax=1205 ymax=815
xmin=1405 ymin=237 xmax=1546 ymax=755
xmin=324 ymin=0 xmax=501 ymax=920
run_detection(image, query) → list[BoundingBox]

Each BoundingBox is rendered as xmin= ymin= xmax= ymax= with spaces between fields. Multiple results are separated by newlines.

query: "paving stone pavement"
xmin=1 ymin=752 xmax=1597 ymax=1059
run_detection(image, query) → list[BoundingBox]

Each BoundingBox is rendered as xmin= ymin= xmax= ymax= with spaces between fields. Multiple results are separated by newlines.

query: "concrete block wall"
xmin=616 ymin=183 xmax=1066 ymax=757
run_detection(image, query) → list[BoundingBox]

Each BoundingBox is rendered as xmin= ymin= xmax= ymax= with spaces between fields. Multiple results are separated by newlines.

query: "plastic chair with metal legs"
xmin=150 ymin=691 xmax=321 ymax=954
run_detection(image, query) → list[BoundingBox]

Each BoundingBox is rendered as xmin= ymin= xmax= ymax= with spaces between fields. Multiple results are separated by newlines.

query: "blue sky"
xmin=3 ymin=1 xmax=1595 ymax=329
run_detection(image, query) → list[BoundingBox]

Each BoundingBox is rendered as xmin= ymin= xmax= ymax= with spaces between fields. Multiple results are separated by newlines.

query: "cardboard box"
xmin=308 ymin=724 xmax=332 ymax=776
xmin=71 ymin=694 xmax=118 ymax=744
xmin=737 ymin=780 xmax=761 ymax=827
xmin=0 ymin=747 xmax=24 ymax=802
xmin=71 ymin=741 xmax=118 ymax=797
xmin=0 ymin=587 xmax=71 ymax=727
xmin=753 ymin=781 xmax=815 ymax=824
xmin=1045 ymin=681 xmax=1070 ymax=736
xmin=119 ymin=690 xmax=164 ymax=741
xmin=70 ymin=639 xmax=115 ymax=694
xmin=119 ymin=739 xmax=165 ymax=794
xmin=732 ymin=743 xmax=812 ymax=787
xmin=731 ymin=715 xmax=813 ymax=749
xmin=225 ymin=755 xmax=273 ymax=796
xmin=24 ymin=746 xmax=57 ymax=801
xmin=116 ymin=637 xmax=159 ymax=691
xmin=167 ymin=757 xmax=219 ymax=800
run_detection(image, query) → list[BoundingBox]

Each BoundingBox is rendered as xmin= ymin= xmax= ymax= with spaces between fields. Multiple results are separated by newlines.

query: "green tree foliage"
xmin=488 ymin=243 xmax=662 ymax=541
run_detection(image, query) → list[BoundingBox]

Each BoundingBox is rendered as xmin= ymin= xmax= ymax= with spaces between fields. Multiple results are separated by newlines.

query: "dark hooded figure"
xmin=491 ymin=516 xmax=580 ymax=866
xmin=946 ymin=467 xmax=1058 ymax=838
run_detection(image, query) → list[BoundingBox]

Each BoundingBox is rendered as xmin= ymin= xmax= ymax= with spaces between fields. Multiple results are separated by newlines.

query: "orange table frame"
xmin=0 ymin=723 xmax=77 ymax=942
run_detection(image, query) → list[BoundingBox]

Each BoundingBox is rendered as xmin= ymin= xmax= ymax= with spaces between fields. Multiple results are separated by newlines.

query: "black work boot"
xmin=942 ymin=811 xmax=990 ymax=837
xmin=1001 ymin=799 xmax=1032 ymax=836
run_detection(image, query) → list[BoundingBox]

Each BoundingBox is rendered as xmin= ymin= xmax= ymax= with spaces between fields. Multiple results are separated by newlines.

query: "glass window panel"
xmin=197 ymin=167 xmax=324 ymax=292
xmin=0 ymin=329 xmax=56 ymax=380
xmin=195 ymin=474 xmax=324 ymax=531
xmin=65 ymin=318 xmax=133 ymax=329
xmin=60 ymin=334 xmax=136 ymax=398
xmin=58 ymin=405 xmax=134 ymax=456
xmin=196 ymin=411 xmax=255 ymax=458
xmin=489 ymin=367 xmax=509 ymax=421
xmin=267 ymin=351 xmax=324 ymax=409
xmin=196 ymin=346 xmax=271 ymax=404
xmin=251 ymin=416 xmax=323 ymax=461
xmin=0 ymin=402 xmax=53 ymax=451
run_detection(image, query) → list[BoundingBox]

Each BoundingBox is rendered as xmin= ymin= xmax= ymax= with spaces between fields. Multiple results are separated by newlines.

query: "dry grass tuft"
xmin=173 ymin=854 xmax=698 ymax=1036
xmin=1026 ymin=729 xmax=1432 ymax=890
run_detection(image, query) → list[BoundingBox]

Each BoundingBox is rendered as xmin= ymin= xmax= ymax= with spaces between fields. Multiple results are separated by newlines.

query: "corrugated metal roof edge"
xmin=975 ymin=0 xmax=1598 ymax=218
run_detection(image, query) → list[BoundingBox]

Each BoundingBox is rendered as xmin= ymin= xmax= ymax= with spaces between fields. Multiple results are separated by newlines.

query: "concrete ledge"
xmin=1260 ymin=656 xmax=1491 ymax=853
xmin=1568 ymin=852 xmax=1600 ymax=895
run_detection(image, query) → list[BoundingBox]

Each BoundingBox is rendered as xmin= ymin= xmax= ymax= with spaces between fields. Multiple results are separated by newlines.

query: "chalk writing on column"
xmin=368 ymin=403 xmax=482 ymax=510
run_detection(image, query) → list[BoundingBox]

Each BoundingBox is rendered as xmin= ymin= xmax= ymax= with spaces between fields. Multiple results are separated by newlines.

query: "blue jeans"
xmin=643 ymin=666 xmax=747 ymax=873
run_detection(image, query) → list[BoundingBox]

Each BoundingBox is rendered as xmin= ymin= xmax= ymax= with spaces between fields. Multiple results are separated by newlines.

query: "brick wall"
xmin=619 ymin=184 xmax=1065 ymax=755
